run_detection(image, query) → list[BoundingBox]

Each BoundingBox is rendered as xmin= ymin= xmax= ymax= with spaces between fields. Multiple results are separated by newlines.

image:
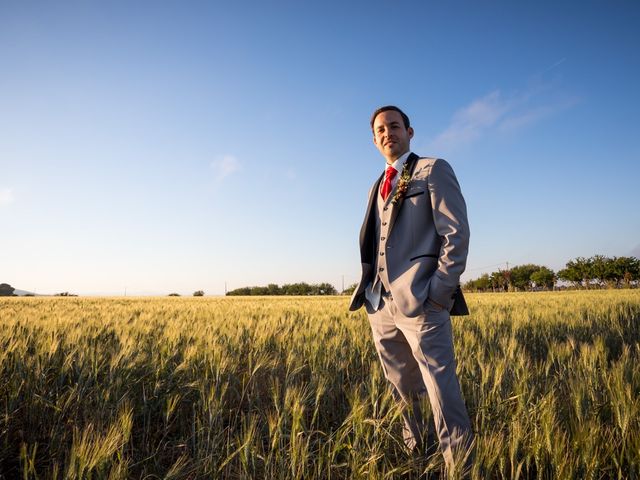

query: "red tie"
xmin=380 ymin=165 xmax=397 ymax=201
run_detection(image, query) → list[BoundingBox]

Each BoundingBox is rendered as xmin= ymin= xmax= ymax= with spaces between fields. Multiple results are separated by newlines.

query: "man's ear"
xmin=372 ymin=134 xmax=378 ymax=146
xmin=408 ymin=127 xmax=414 ymax=139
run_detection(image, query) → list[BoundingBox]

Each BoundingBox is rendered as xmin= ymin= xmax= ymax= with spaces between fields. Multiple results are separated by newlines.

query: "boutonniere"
xmin=391 ymin=162 xmax=412 ymax=204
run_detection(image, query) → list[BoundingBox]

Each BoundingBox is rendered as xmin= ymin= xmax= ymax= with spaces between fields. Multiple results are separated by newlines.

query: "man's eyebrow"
xmin=376 ymin=121 xmax=401 ymax=129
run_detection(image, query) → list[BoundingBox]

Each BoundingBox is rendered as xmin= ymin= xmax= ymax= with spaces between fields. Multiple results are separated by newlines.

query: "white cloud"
xmin=499 ymin=97 xmax=578 ymax=133
xmin=0 ymin=188 xmax=14 ymax=206
xmin=428 ymin=86 xmax=577 ymax=152
xmin=429 ymin=91 xmax=511 ymax=150
xmin=210 ymin=155 xmax=241 ymax=181
xmin=497 ymin=104 xmax=556 ymax=132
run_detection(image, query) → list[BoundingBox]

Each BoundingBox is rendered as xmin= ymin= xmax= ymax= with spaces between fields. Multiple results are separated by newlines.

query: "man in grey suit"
xmin=349 ymin=105 xmax=473 ymax=473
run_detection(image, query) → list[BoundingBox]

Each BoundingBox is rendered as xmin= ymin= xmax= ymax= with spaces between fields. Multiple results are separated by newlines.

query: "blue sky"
xmin=1 ymin=1 xmax=639 ymax=295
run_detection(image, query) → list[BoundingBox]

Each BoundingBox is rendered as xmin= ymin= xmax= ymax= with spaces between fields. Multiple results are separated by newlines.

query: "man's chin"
xmin=386 ymin=147 xmax=400 ymax=157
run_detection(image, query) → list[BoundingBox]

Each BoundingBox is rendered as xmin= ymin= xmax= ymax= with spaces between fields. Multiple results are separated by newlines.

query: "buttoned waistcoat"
xmin=349 ymin=153 xmax=469 ymax=318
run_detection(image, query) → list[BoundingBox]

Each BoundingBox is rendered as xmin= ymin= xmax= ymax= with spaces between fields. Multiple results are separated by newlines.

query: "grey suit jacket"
xmin=349 ymin=153 xmax=470 ymax=317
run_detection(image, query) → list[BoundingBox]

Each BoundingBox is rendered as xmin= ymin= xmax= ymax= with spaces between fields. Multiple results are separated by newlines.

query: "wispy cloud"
xmin=210 ymin=155 xmax=241 ymax=181
xmin=541 ymin=57 xmax=567 ymax=75
xmin=498 ymin=98 xmax=577 ymax=132
xmin=428 ymin=85 xmax=577 ymax=152
xmin=429 ymin=91 xmax=510 ymax=149
xmin=0 ymin=188 xmax=14 ymax=207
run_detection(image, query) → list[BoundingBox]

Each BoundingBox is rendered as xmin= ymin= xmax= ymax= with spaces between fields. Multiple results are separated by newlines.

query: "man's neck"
xmin=386 ymin=149 xmax=410 ymax=165
xmin=385 ymin=150 xmax=411 ymax=167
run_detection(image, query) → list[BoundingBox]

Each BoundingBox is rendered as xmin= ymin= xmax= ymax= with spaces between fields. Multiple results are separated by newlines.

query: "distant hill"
xmin=11 ymin=288 xmax=38 ymax=296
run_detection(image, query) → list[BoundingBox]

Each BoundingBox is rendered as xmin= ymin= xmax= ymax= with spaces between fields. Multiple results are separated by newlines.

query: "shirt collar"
xmin=386 ymin=151 xmax=411 ymax=173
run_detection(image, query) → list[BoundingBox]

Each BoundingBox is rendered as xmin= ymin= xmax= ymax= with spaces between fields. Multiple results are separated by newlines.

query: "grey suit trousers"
xmin=367 ymin=293 xmax=473 ymax=471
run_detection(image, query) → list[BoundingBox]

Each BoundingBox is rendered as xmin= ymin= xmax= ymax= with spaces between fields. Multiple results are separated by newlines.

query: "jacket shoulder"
xmin=419 ymin=157 xmax=458 ymax=177
xmin=412 ymin=156 xmax=438 ymax=178
xmin=417 ymin=156 xmax=450 ymax=168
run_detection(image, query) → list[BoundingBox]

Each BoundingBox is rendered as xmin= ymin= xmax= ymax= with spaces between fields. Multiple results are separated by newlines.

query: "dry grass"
xmin=1 ymin=290 xmax=639 ymax=479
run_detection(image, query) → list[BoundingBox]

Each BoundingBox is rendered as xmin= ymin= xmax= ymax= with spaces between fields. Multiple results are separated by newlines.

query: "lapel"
xmin=387 ymin=153 xmax=420 ymax=234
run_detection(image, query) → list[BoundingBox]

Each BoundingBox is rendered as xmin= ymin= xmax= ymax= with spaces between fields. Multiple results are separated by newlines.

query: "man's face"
xmin=372 ymin=110 xmax=414 ymax=163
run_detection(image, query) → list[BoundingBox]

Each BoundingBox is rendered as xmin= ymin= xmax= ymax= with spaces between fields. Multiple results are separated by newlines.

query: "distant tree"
xmin=227 ymin=282 xmax=338 ymax=296
xmin=168 ymin=293 xmax=181 ymax=297
xmin=510 ymin=264 xmax=542 ymax=291
xmin=607 ymin=256 xmax=640 ymax=287
xmin=55 ymin=292 xmax=77 ymax=297
xmin=465 ymin=265 xmax=556 ymax=292
xmin=227 ymin=287 xmax=250 ymax=296
xmin=558 ymin=257 xmax=592 ymax=288
xmin=617 ymin=256 xmax=640 ymax=287
xmin=590 ymin=254 xmax=610 ymax=287
xmin=489 ymin=270 xmax=510 ymax=291
xmin=531 ymin=266 xmax=556 ymax=290
xmin=253 ymin=286 xmax=269 ymax=295
xmin=193 ymin=290 xmax=205 ymax=296
xmin=315 ymin=282 xmax=338 ymax=295
xmin=464 ymin=273 xmax=491 ymax=292
xmin=0 ymin=283 xmax=15 ymax=296
xmin=342 ymin=283 xmax=358 ymax=295
xmin=475 ymin=273 xmax=492 ymax=291
xmin=282 ymin=283 xmax=308 ymax=295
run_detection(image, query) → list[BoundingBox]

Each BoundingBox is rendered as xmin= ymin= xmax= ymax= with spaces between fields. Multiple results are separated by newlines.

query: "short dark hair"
xmin=370 ymin=105 xmax=410 ymax=131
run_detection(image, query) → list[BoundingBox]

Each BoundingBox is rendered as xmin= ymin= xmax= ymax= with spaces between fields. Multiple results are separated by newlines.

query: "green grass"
xmin=1 ymin=290 xmax=639 ymax=479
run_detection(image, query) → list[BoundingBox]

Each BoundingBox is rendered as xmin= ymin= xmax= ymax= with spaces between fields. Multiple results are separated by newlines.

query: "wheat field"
xmin=1 ymin=290 xmax=639 ymax=479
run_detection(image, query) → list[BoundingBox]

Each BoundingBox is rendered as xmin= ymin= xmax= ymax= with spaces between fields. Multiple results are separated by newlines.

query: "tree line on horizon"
xmin=4 ymin=255 xmax=638 ymax=298
xmin=0 ymin=283 xmax=80 ymax=297
xmin=464 ymin=255 xmax=640 ymax=292
xmin=226 ymin=282 xmax=338 ymax=296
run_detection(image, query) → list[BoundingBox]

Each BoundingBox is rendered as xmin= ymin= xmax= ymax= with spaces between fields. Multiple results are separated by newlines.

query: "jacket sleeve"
xmin=427 ymin=158 xmax=470 ymax=309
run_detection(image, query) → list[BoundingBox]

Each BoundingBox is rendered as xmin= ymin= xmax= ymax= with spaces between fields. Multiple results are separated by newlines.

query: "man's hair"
xmin=370 ymin=105 xmax=411 ymax=131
